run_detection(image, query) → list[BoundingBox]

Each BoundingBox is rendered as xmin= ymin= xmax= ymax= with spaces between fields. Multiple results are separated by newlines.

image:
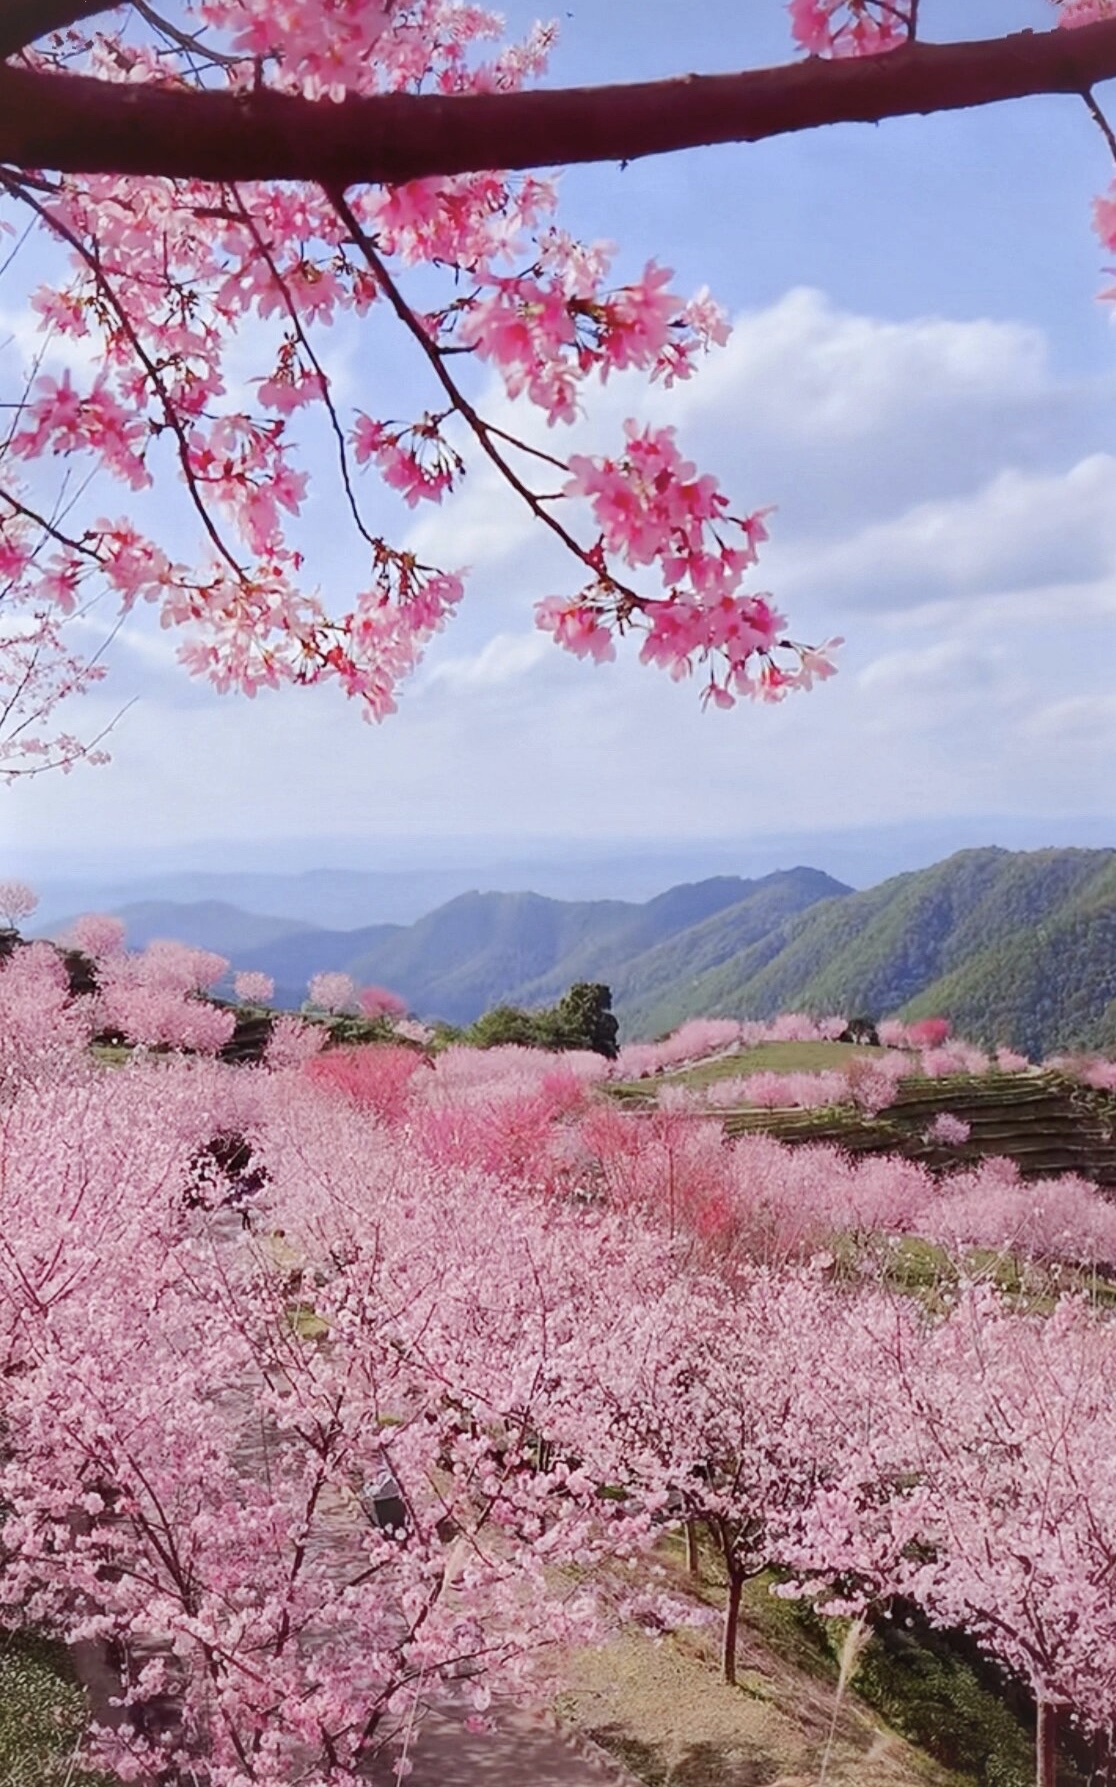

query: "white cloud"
xmin=780 ymin=454 xmax=1116 ymax=612
xmin=421 ymin=630 xmax=552 ymax=689
xmin=672 ymin=287 xmax=1051 ymax=439
xmin=10 ymin=284 xmax=1116 ymax=863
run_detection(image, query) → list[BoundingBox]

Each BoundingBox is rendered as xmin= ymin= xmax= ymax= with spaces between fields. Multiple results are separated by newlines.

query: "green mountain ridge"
xmin=176 ymin=870 xmax=843 ymax=1026
xmin=58 ymin=849 xmax=1116 ymax=1057
xmin=286 ymin=872 xmax=842 ymax=1025
xmin=623 ymin=847 xmax=1116 ymax=1056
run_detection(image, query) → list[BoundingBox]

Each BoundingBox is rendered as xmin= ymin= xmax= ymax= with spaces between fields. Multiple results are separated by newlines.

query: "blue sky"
xmin=6 ymin=0 xmax=1116 ymax=885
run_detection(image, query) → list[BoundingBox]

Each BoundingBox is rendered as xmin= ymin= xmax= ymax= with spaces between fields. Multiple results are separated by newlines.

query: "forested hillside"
xmin=621 ymin=848 xmax=1116 ymax=1054
xmin=52 ymin=849 xmax=1116 ymax=1056
xmin=232 ymin=871 xmax=844 ymax=1023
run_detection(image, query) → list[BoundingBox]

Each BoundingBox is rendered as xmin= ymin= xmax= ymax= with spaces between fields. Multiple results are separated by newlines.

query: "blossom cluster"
xmin=787 ymin=0 xmax=916 ymax=58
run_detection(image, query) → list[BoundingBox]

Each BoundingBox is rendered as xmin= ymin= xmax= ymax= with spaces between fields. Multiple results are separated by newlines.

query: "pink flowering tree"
xmin=359 ymin=984 xmax=408 ymax=1021
xmin=1 ymin=7 xmax=1115 ymax=766
xmin=0 ymin=937 xmax=94 ymax=1086
xmin=0 ymin=1054 xmax=670 ymax=1784
xmin=0 ymin=879 xmax=37 ymax=928
xmin=887 ymin=1287 xmax=1116 ymax=1787
xmin=95 ymin=938 xmax=236 ymax=1051
xmin=63 ymin=911 xmax=126 ymax=960
xmin=561 ymin=1261 xmax=921 ymax=1684
xmin=305 ymin=970 xmax=358 ymax=1015
xmin=233 ymin=968 xmax=274 ymax=1004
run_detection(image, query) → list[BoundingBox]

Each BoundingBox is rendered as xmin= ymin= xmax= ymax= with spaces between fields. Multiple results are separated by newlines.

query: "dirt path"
xmin=380 ymin=1701 xmax=642 ymax=1787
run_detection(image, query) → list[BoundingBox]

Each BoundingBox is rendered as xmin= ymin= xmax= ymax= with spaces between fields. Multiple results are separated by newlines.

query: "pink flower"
xmin=535 ymin=596 xmax=615 ymax=663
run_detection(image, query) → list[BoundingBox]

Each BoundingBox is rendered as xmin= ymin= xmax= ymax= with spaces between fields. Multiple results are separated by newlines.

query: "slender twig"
xmin=131 ymin=0 xmax=254 ymax=71
xmin=327 ymin=185 xmax=648 ymax=612
xmin=0 ymin=487 xmax=99 ymax=557
xmin=226 ymin=185 xmax=378 ymax=549
xmin=484 ymin=421 xmax=570 ymax=474
xmin=1084 ymin=85 xmax=1116 ymax=165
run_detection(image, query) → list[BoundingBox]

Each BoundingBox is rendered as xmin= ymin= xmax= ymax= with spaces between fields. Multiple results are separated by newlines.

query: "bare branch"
xmin=0 ymin=22 xmax=1115 ymax=185
xmin=1084 ymin=85 xmax=1116 ymax=164
xmin=130 ymin=1 xmax=253 ymax=72
xmin=0 ymin=0 xmax=119 ymax=61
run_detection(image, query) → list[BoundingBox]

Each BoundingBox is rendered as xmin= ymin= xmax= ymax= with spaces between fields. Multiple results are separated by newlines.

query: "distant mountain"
xmin=40 ymin=900 xmax=313 ymax=960
xmin=214 ymin=871 xmax=850 ymax=1026
xmin=36 ymin=849 xmax=1116 ymax=1057
xmin=621 ymin=847 xmax=1116 ymax=1056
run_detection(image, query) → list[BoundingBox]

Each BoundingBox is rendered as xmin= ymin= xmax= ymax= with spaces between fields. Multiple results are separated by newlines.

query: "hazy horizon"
xmin=22 ymin=812 xmax=1116 ymax=933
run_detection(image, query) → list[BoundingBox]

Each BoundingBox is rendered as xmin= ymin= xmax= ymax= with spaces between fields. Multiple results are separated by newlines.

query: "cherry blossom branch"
xmin=483 ymin=422 xmax=570 ymax=475
xmin=224 ymin=187 xmax=378 ymax=549
xmin=0 ymin=488 xmax=99 ymax=559
xmin=0 ymin=172 xmax=246 ymax=579
xmin=328 ymin=186 xmax=644 ymax=609
xmin=1 ymin=22 xmax=1116 ymax=183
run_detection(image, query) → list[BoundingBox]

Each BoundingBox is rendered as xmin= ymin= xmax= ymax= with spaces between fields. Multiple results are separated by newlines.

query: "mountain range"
xmin=40 ymin=847 xmax=1116 ymax=1057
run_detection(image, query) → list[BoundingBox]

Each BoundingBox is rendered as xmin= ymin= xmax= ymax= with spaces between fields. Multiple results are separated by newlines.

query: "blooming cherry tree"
xmin=0 ymin=878 xmax=38 ymax=928
xmin=233 ymin=969 xmax=274 ymax=1004
xmin=305 ymin=970 xmax=358 ymax=1014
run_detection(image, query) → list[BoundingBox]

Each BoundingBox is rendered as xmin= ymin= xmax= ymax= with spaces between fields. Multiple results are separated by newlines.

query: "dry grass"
xmin=555 ymin=1545 xmax=963 ymax=1787
xmin=558 ymin=1620 xmax=958 ymax=1787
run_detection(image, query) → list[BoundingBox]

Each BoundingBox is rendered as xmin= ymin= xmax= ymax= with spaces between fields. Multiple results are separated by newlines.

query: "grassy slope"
xmin=0 ymin=1633 xmax=106 ymax=1786
xmin=559 ymin=1541 xmax=1053 ymax=1787
xmin=611 ymin=1039 xmax=885 ymax=1099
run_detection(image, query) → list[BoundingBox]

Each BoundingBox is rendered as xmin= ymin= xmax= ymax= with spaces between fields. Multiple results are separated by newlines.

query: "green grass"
xmin=741 ymin=1581 xmax=1056 ymax=1787
xmin=611 ymin=1040 xmax=888 ymax=1100
xmin=0 ymin=1631 xmax=106 ymax=1786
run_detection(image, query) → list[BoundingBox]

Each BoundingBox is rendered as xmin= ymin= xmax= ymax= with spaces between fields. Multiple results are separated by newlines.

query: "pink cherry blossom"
xmin=0 ymin=879 xmax=38 ymax=927
xmin=233 ymin=969 xmax=274 ymax=1003
xmin=306 ymin=970 xmax=358 ymax=1012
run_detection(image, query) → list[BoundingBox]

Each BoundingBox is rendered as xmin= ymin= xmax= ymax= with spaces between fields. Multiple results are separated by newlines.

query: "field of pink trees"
xmin=3 ymin=907 xmax=1116 ymax=1785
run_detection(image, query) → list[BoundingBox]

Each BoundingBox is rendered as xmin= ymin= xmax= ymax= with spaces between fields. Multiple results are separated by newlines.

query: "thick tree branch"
xmin=0 ymin=0 xmax=119 ymax=60
xmin=0 ymin=22 xmax=1115 ymax=185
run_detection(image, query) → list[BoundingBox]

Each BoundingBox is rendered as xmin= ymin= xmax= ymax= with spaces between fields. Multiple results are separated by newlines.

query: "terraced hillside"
xmin=719 ymin=1070 xmax=1116 ymax=1188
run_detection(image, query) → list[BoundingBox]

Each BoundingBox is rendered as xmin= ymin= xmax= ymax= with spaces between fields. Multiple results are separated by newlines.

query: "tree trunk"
xmin=685 ymin=1520 xmax=700 ymax=1578
xmin=722 ymin=1569 xmax=744 ymax=1687
xmin=1036 ymin=1699 xmax=1058 ymax=1787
